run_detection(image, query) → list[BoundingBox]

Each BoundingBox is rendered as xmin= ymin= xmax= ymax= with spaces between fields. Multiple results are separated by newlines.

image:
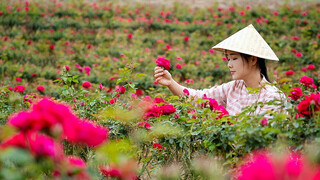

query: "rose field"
xmin=0 ymin=0 xmax=320 ymax=179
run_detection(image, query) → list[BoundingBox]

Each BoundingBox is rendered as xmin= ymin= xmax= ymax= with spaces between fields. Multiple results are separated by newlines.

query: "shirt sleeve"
xmin=186 ymin=81 xmax=234 ymax=107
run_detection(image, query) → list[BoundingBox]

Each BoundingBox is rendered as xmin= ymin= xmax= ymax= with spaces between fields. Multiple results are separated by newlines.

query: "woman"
xmin=154 ymin=24 xmax=286 ymax=118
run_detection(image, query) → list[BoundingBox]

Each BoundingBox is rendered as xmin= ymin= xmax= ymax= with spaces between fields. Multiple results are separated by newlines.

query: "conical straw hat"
xmin=212 ymin=24 xmax=279 ymax=61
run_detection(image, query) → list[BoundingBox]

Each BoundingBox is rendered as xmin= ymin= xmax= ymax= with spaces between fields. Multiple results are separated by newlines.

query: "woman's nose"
xmin=227 ymin=60 xmax=232 ymax=68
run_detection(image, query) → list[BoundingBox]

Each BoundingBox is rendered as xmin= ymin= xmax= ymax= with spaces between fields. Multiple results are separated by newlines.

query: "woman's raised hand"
xmin=154 ymin=66 xmax=173 ymax=87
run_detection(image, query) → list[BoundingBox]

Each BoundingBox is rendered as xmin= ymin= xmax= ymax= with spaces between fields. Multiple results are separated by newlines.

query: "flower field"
xmin=0 ymin=0 xmax=319 ymax=179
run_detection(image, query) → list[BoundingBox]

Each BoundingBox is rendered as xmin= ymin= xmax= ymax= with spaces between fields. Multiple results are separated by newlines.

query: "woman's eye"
xmin=233 ymin=58 xmax=237 ymax=60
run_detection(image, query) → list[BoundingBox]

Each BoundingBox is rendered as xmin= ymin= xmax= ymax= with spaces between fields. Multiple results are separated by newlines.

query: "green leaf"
xmin=293 ymin=122 xmax=299 ymax=128
xmin=0 ymin=148 xmax=33 ymax=166
xmin=190 ymin=130 xmax=201 ymax=136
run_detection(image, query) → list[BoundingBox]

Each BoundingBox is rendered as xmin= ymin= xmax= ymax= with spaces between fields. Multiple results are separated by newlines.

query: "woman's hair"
xmin=241 ymin=53 xmax=270 ymax=82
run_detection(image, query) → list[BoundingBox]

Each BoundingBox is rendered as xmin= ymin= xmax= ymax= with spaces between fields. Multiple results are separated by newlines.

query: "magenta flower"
xmin=155 ymin=58 xmax=171 ymax=70
xmin=109 ymin=97 xmax=117 ymax=104
xmin=37 ymin=85 xmax=45 ymax=92
xmin=84 ymin=66 xmax=91 ymax=76
xmin=161 ymin=104 xmax=176 ymax=115
xmin=65 ymin=119 xmax=108 ymax=147
xmin=296 ymin=52 xmax=302 ymax=57
xmin=49 ymin=44 xmax=55 ymax=50
xmin=153 ymin=97 xmax=165 ymax=104
xmin=28 ymin=132 xmax=56 ymax=158
xmin=300 ymin=76 xmax=313 ymax=87
xmin=82 ymin=81 xmax=92 ymax=89
xmin=14 ymin=85 xmax=25 ymax=93
xmin=153 ymin=143 xmax=165 ymax=151
xmin=15 ymin=77 xmax=22 ymax=82
xmin=1 ymin=132 xmax=26 ymax=149
xmin=138 ymin=122 xmax=151 ymax=130
xmin=307 ymin=64 xmax=315 ymax=70
xmin=237 ymin=152 xmax=276 ymax=180
xmin=285 ymin=70 xmax=294 ymax=76
xmin=116 ymin=86 xmax=126 ymax=94
xmin=65 ymin=65 xmax=70 ymax=71
xmin=260 ymin=118 xmax=268 ymax=126
xmin=288 ymin=87 xmax=303 ymax=101
xmin=175 ymin=63 xmax=182 ymax=69
xmin=183 ymin=88 xmax=190 ymax=96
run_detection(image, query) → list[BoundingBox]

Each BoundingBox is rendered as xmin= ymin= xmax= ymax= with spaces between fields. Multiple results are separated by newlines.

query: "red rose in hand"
xmin=156 ymin=58 xmax=171 ymax=70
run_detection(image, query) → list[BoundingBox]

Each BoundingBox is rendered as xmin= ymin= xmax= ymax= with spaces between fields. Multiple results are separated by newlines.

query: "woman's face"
xmin=225 ymin=50 xmax=251 ymax=80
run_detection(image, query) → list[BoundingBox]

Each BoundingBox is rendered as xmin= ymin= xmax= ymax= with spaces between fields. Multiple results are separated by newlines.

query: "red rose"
xmin=297 ymin=99 xmax=311 ymax=115
xmin=260 ymin=118 xmax=268 ymax=126
xmin=185 ymin=79 xmax=194 ymax=84
xmin=14 ymin=85 xmax=25 ymax=93
xmin=299 ymin=76 xmax=313 ymax=87
xmin=135 ymin=89 xmax=143 ymax=96
xmin=138 ymin=122 xmax=151 ymax=130
xmin=116 ymin=86 xmax=126 ymax=94
xmin=82 ymin=81 xmax=92 ymax=89
xmin=15 ymin=77 xmax=22 ymax=82
xmin=49 ymin=44 xmax=55 ymax=50
xmin=307 ymin=64 xmax=315 ymax=70
xmin=153 ymin=97 xmax=165 ymax=104
xmin=109 ymin=97 xmax=117 ymax=104
xmin=36 ymin=85 xmax=45 ymax=92
xmin=155 ymin=58 xmax=171 ymax=70
xmin=175 ymin=63 xmax=182 ymax=69
xmin=100 ymin=166 xmax=121 ymax=178
xmin=143 ymin=105 xmax=163 ymax=119
xmin=161 ymin=104 xmax=176 ymax=115
xmin=288 ymin=87 xmax=303 ymax=101
xmin=65 ymin=65 xmax=70 ymax=71
xmin=153 ymin=143 xmax=165 ymax=151
xmin=285 ymin=70 xmax=294 ymax=76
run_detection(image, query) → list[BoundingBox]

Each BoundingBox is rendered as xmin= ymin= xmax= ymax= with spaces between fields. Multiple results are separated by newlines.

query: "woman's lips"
xmin=230 ymin=71 xmax=235 ymax=74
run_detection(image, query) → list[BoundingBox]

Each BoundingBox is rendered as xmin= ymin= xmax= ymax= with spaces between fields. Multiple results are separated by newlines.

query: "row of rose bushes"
xmin=1 ymin=65 xmax=319 ymax=179
xmin=0 ymin=0 xmax=319 ymax=90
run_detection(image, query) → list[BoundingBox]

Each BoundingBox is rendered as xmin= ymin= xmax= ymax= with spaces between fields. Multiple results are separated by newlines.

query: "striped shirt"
xmin=186 ymin=76 xmax=286 ymax=118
